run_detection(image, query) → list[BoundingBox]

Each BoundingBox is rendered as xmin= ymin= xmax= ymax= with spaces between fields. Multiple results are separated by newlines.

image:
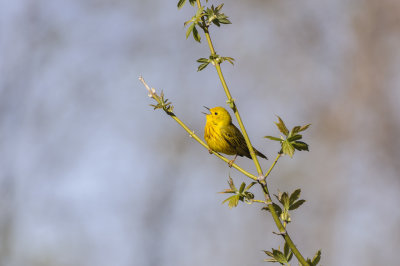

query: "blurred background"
xmin=1 ymin=0 xmax=399 ymax=265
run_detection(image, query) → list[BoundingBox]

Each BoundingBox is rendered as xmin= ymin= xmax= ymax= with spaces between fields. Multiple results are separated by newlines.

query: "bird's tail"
xmin=254 ymin=148 xmax=268 ymax=160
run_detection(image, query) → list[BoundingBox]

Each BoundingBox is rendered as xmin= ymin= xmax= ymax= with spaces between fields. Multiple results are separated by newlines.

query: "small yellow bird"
xmin=203 ymin=106 xmax=268 ymax=166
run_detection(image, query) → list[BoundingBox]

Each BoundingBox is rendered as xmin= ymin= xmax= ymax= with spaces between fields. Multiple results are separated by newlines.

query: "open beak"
xmin=202 ymin=106 xmax=210 ymax=115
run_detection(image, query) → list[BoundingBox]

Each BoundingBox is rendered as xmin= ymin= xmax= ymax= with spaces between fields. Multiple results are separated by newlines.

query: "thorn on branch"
xmin=273 ymin=231 xmax=287 ymax=236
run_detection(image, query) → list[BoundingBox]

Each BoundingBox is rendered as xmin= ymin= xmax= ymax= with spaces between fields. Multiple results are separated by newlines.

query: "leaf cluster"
xmin=264 ymin=242 xmax=293 ymax=265
xmin=204 ymin=4 xmax=231 ymax=27
xmin=183 ymin=6 xmax=204 ymax=42
xmin=264 ymin=244 xmax=321 ymax=266
xmin=263 ymin=189 xmax=305 ymax=227
xmin=265 ymin=116 xmax=310 ymax=158
xmin=179 ymin=0 xmax=231 ymax=43
xmin=150 ymin=90 xmax=174 ymax=114
xmin=197 ymin=54 xmax=234 ymax=71
xmin=219 ymin=177 xmax=255 ymax=208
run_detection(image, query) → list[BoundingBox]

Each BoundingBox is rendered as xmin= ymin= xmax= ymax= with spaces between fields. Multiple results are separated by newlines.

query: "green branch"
xmin=264 ymin=152 xmax=282 ymax=180
xmin=190 ymin=1 xmax=310 ymax=265
xmin=195 ymin=0 xmax=263 ymax=177
xmin=261 ymin=181 xmax=309 ymax=265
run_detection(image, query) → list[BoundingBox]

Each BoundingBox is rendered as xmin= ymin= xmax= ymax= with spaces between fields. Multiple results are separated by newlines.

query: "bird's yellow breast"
xmin=204 ymin=121 xmax=237 ymax=155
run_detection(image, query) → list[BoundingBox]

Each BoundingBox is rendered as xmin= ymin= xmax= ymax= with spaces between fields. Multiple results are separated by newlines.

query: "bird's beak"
xmin=202 ymin=106 xmax=210 ymax=115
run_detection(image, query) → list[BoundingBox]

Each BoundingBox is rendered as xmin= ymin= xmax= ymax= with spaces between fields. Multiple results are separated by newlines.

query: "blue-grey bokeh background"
xmin=1 ymin=0 xmax=400 ymax=265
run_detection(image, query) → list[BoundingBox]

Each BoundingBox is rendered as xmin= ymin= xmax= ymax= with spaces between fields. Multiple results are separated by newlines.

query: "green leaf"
xmin=227 ymin=176 xmax=236 ymax=191
xmin=291 ymin=126 xmax=301 ymax=135
xmin=226 ymin=58 xmax=235 ymax=65
xmin=218 ymin=189 xmax=235 ymax=194
xmin=150 ymin=104 xmax=160 ymax=110
xmin=263 ymin=258 xmax=278 ymax=263
xmin=195 ymin=6 xmax=204 ymax=17
xmin=272 ymin=249 xmax=287 ymax=264
xmin=192 ymin=26 xmax=201 ymax=42
xmin=197 ymin=58 xmax=209 ymax=63
xmin=292 ymin=141 xmax=309 ymax=151
xmin=204 ymin=3 xmax=231 ymax=27
xmin=264 ymin=136 xmax=283 ymax=142
xmin=263 ymin=250 xmax=274 ymax=257
xmin=289 ymin=199 xmax=306 ymax=210
xmin=244 ymin=182 xmax=256 ymax=192
xmin=218 ymin=18 xmax=231 ymax=24
xmin=215 ymin=3 xmax=224 ymax=11
xmin=274 ymin=191 xmax=282 ymax=201
xmin=275 ymin=116 xmax=289 ymax=136
xmin=197 ymin=62 xmax=209 ymax=71
xmin=263 ymin=249 xmax=279 ymax=262
xmin=282 ymin=140 xmax=295 ymax=158
xmin=197 ymin=58 xmax=210 ymax=71
xmin=228 ymin=195 xmax=239 ymax=208
xmin=189 ymin=0 xmax=196 ymax=6
xmin=299 ymin=123 xmax=311 ymax=132
xmin=287 ymin=134 xmax=302 ymax=142
xmin=283 ymin=242 xmax=290 ymax=257
xmin=221 ymin=56 xmax=235 ymax=65
xmin=273 ymin=203 xmax=283 ymax=216
xmin=279 ymin=192 xmax=289 ymax=210
xmin=222 ymin=195 xmax=233 ymax=204
xmin=244 ymin=182 xmax=257 ymax=191
xmin=289 ymin=189 xmax=301 ymax=205
xmin=239 ymin=182 xmax=245 ymax=193
xmin=272 ymin=202 xmax=283 ymax=216
xmin=212 ymin=19 xmax=220 ymax=27
xmin=283 ymin=242 xmax=294 ymax=262
xmin=177 ymin=0 xmax=186 ymax=9
xmin=222 ymin=195 xmax=239 ymax=208
xmin=312 ymin=250 xmax=321 ymax=265
xmin=287 ymin=251 xmax=293 ymax=262
xmin=186 ymin=23 xmax=194 ymax=39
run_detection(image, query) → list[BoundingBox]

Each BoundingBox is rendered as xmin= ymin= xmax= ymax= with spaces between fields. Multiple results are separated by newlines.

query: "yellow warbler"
xmin=204 ymin=106 xmax=267 ymax=166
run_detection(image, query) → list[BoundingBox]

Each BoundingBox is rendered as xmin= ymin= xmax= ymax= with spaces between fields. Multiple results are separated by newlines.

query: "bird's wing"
xmin=221 ymin=124 xmax=251 ymax=158
xmin=221 ymin=125 xmax=268 ymax=160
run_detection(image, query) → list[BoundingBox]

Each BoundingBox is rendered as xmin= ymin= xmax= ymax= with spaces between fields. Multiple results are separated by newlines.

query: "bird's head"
xmin=204 ymin=106 xmax=232 ymax=126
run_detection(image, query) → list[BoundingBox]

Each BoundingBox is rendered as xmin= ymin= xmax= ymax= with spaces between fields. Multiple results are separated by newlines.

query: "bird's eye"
xmin=214 ymin=112 xmax=218 ymax=115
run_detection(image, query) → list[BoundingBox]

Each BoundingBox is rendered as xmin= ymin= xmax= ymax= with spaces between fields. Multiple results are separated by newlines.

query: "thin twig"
xmin=263 ymin=152 xmax=282 ymax=180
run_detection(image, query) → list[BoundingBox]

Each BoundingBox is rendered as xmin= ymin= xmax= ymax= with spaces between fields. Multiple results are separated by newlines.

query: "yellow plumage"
xmin=204 ymin=106 xmax=267 ymax=165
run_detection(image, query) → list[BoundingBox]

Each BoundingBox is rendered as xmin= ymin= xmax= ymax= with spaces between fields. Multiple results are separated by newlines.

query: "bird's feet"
xmin=208 ymin=149 xmax=213 ymax=154
xmin=228 ymin=154 xmax=238 ymax=168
